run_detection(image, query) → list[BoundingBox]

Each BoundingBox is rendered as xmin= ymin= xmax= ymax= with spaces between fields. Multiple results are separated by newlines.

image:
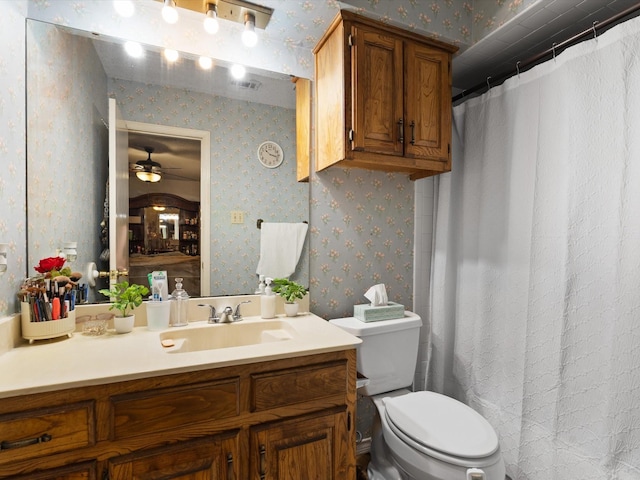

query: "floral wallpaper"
xmin=0 ymin=3 xmax=27 ymax=317
xmin=26 ymin=21 xmax=109 ymax=298
xmin=111 ymin=78 xmax=308 ymax=296
xmin=309 ymin=170 xmax=414 ymax=318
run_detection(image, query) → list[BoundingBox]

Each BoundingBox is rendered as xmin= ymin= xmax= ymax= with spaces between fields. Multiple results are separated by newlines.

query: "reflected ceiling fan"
xmin=130 ymin=147 xmax=181 ymax=183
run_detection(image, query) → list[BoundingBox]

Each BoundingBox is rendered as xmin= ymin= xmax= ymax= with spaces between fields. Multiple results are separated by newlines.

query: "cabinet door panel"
xmin=404 ymin=42 xmax=451 ymax=167
xmin=352 ymin=26 xmax=404 ymax=156
xmin=251 ymin=410 xmax=348 ymax=480
xmin=108 ymin=434 xmax=238 ymax=480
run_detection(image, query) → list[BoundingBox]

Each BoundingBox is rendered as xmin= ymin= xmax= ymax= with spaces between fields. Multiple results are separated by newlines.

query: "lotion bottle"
xmin=261 ymin=278 xmax=276 ymax=319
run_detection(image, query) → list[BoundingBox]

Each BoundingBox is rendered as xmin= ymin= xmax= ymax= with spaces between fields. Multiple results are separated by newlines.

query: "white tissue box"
xmin=354 ymin=302 xmax=404 ymax=322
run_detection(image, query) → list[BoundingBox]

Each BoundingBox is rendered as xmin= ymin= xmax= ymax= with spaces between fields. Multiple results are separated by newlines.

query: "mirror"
xmin=26 ymin=19 xmax=309 ymax=301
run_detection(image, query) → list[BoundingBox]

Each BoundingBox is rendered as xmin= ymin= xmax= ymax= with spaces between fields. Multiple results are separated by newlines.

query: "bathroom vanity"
xmin=0 ymin=314 xmax=359 ymax=479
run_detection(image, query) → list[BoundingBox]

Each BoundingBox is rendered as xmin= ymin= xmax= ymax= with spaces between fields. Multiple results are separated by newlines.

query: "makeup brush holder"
xmin=21 ymin=302 xmax=76 ymax=344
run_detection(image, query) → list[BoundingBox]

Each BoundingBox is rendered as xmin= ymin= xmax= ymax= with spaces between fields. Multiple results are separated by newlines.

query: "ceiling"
xmin=451 ymin=0 xmax=640 ymax=96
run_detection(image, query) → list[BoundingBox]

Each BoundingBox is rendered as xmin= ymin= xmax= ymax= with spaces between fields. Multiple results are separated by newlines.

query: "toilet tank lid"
xmin=329 ymin=312 xmax=422 ymax=336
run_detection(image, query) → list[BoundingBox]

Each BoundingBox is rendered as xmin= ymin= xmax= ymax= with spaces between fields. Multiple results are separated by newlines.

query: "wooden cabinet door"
xmin=250 ymin=409 xmax=352 ymax=480
xmin=107 ymin=434 xmax=239 ymax=480
xmin=351 ymin=25 xmax=404 ymax=157
xmin=404 ymin=41 xmax=452 ymax=168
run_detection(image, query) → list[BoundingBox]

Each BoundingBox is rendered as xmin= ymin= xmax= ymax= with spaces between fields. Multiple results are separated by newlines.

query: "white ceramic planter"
xmin=114 ymin=315 xmax=135 ymax=333
xmin=284 ymin=302 xmax=299 ymax=317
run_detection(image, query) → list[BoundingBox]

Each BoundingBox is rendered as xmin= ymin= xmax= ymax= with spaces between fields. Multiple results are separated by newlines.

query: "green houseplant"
xmin=99 ymin=281 xmax=149 ymax=333
xmin=271 ymin=278 xmax=307 ymax=317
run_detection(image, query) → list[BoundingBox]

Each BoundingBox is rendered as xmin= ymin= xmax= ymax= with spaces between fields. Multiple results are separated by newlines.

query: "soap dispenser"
xmin=261 ymin=277 xmax=276 ymax=319
xmin=169 ymin=277 xmax=189 ymax=327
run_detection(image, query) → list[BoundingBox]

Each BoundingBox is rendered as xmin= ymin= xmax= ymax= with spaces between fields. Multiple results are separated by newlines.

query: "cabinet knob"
xmin=410 ymin=121 xmax=416 ymax=145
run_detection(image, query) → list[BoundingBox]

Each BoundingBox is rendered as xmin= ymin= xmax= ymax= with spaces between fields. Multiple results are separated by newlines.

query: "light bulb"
xmin=164 ymin=49 xmax=179 ymax=62
xmin=242 ymin=13 xmax=258 ymax=47
xmin=124 ymin=41 xmax=143 ymax=58
xmin=198 ymin=56 xmax=213 ymax=70
xmin=231 ymin=64 xmax=246 ymax=79
xmin=162 ymin=0 xmax=179 ymax=24
xmin=204 ymin=6 xmax=219 ymax=34
xmin=113 ymin=0 xmax=135 ymax=17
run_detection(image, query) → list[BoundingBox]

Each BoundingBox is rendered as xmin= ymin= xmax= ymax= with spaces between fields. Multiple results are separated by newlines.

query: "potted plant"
xmin=271 ymin=278 xmax=307 ymax=317
xmin=99 ymin=281 xmax=149 ymax=333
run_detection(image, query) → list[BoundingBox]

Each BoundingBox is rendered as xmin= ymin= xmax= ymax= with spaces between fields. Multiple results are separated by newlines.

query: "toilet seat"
xmin=383 ymin=391 xmax=499 ymax=460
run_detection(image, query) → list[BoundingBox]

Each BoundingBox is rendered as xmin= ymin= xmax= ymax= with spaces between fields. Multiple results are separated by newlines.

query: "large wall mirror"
xmin=26 ymin=19 xmax=309 ymax=301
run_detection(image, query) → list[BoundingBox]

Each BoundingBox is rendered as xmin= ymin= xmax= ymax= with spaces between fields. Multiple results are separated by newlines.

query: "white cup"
xmin=146 ymin=301 xmax=171 ymax=330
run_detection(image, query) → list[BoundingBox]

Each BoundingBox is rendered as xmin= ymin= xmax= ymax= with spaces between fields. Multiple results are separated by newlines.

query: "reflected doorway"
xmin=125 ymin=123 xmax=211 ymax=296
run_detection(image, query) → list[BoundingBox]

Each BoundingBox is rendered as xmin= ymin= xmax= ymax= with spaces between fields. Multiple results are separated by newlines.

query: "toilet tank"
xmin=330 ymin=312 xmax=422 ymax=396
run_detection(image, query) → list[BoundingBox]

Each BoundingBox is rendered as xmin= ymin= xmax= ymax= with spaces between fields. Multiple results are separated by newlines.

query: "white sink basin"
xmin=159 ymin=320 xmax=296 ymax=353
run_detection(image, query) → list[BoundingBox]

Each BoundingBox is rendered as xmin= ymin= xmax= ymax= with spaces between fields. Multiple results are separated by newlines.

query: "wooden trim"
xmin=129 ymin=193 xmax=199 ymax=211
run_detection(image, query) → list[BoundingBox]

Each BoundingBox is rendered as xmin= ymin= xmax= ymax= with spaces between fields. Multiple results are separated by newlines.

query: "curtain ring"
xmin=592 ymin=21 xmax=599 ymax=38
xmin=516 ymin=61 xmax=521 ymax=78
xmin=486 ymin=76 xmax=491 ymax=90
xmin=552 ymin=42 xmax=557 ymax=60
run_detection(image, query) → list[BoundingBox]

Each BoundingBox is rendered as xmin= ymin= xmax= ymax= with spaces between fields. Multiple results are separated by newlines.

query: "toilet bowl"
xmin=368 ymin=390 xmax=505 ymax=480
xmin=329 ymin=313 xmax=505 ymax=480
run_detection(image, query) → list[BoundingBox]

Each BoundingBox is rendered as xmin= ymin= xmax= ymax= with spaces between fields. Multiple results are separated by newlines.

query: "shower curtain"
xmin=428 ymin=15 xmax=640 ymax=480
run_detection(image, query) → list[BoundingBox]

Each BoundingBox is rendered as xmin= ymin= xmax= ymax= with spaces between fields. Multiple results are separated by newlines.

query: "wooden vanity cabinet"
xmin=314 ymin=11 xmax=458 ymax=180
xmin=0 ymin=349 xmax=356 ymax=480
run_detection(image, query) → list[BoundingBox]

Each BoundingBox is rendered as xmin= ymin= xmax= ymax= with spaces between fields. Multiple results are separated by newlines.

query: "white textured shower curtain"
xmin=428 ymin=16 xmax=640 ymax=480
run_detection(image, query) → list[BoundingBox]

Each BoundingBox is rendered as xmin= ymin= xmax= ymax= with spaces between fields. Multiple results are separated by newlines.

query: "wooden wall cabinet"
xmin=314 ymin=11 xmax=458 ymax=180
xmin=0 ymin=350 xmax=356 ymax=480
xmin=294 ymin=77 xmax=311 ymax=183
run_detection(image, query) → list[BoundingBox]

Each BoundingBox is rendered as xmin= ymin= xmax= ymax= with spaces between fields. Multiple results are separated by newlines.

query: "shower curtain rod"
xmin=452 ymin=3 xmax=640 ymax=103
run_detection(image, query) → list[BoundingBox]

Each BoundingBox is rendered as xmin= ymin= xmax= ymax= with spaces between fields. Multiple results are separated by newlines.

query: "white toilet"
xmin=330 ymin=312 xmax=505 ymax=480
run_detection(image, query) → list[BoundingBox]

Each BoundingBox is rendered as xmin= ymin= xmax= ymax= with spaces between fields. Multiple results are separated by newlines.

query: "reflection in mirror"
xmin=26 ymin=19 xmax=309 ymax=301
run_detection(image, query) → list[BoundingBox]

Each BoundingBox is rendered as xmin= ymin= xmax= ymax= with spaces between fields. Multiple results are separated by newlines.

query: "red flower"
xmin=34 ymin=256 xmax=66 ymax=274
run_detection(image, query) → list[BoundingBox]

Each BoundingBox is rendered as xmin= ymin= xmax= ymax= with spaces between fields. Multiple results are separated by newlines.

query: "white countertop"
xmin=0 ymin=313 xmax=361 ymax=399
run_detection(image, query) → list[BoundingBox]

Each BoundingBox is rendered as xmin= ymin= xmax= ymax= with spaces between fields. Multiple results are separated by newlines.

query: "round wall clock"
xmin=257 ymin=141 xmax=284 ymax=168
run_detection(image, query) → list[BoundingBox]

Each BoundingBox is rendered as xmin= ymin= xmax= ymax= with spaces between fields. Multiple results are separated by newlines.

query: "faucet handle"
xmin=233 ymin=300 xmax=252 ymax=321
xmin=198 ymin=304 xmax=219 ymax=323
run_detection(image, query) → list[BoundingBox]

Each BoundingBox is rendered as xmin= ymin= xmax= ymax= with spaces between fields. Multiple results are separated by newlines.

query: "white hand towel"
xmin=256 ymin=222 xmax=308 ymax=279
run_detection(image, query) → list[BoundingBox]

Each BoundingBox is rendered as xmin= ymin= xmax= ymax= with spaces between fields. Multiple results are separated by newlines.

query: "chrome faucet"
xmin=219 ymin=306 xmax=234 ymax=323
xmin=198 ymin=300 xmax=251 ymax=323
xmin=198 ymin=304 xmax=219 ymax=324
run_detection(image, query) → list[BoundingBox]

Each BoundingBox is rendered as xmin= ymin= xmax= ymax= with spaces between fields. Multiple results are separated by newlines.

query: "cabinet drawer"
xmin=0 ymin=402 xmax=95 ymax=465
xmin=251 ymin=361 xmax=347 ymax=412
xmin=110 ymin=378 xmax=239 ymax=440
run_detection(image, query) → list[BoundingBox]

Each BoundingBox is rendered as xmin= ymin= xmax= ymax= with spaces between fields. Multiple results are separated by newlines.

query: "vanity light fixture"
xmin=161 ymin=0 xmax=179 ymax=24
xmin=204 ymin=3 xmax=220 ymax=34
xmin=0 ymin=244 xmax=8 ymax=276
xmin=198 ymin=56 xmax=213 ymax=70
xmin=136 ymin=170 xmax=162 ymax=183
xmin=164 ymin=48 xmax=179 ymax=62
xmin=231 ymin=64 xmax=246 ymax=79
xmin=113 ymin=0 xmax=135 ymax=17
xmin=124 ymin=41 xmax=144 ymax=58
xmin=241 ymin=12 xmax=258 ymax=47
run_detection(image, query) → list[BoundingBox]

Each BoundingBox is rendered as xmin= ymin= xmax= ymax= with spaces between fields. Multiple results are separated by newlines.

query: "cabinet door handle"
xmin=0 ymin=433 xmax=52 ymax=451
xmin=226 ymin=452 xmax=235 ymax=480
xmin=410 ymin=121 xmax=416 ymax=145
xmin=397 ymin=118 xmax=404 ymax=144
xmin=259 ymin=444 xmax=266 ymax=480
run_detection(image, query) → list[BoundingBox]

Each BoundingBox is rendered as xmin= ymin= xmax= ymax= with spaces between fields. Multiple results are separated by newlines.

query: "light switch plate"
xmin=231 ymin=211 xmax=244 ymax=224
